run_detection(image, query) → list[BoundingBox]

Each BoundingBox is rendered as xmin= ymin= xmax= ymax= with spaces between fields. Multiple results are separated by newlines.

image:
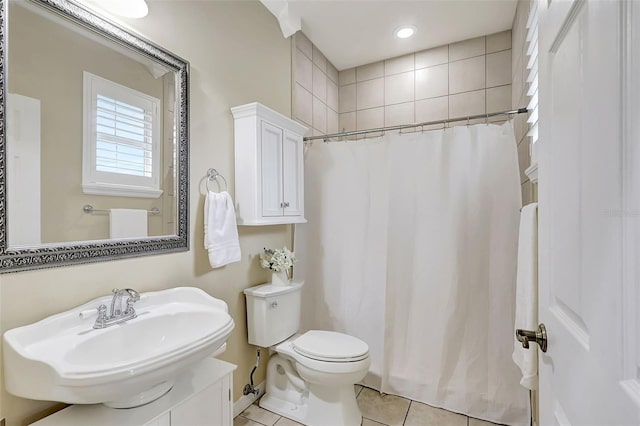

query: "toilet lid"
xmin=292 ymin=330 xmax=369 ymax=362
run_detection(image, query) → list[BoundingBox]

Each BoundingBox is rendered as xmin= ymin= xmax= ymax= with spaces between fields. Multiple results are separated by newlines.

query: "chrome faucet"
xmin=93 ymin=288 xmax=140 ymax=329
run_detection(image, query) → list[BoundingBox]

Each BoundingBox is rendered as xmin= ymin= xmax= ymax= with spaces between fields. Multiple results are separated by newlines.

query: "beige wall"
xmin=333 ymin=32 xmax=513 ymax=135
xmin=0 ymin=1 xmax=292 ymax=425
xmin=9 ymin=4 xmax=169 ymax=242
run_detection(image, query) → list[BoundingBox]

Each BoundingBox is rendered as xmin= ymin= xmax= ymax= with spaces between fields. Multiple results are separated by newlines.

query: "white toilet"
xmin=244 ymin=282 xmax=370 ymax=426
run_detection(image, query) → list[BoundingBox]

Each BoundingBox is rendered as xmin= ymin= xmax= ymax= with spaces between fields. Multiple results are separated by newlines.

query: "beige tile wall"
xmin=512 ymin=0 xmax=536 ymax=205
xmin=293 ymin=27 xmax=531 ymax=201
xmin=293 ymin=32 xmax=339 ymax=136
xmin=336 ymin=31 xmax=513 ymax=137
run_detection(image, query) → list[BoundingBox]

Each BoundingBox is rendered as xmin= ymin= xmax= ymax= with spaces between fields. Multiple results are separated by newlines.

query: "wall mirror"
xmin=0 ymin=0 xmax=190 ymax=272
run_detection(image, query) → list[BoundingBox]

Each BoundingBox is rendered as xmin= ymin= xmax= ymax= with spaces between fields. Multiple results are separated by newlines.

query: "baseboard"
xmin=233 ymin=381 xmax=266 ymax=418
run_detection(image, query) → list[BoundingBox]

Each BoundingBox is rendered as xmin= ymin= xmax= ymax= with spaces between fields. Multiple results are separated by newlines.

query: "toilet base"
xmin=260 ymin=394 xmax=308 ymax=424
xmin=306 ymin=383 xmax=362 ymax=426
xmin=260 ymin=354 xmax=363 ymax=426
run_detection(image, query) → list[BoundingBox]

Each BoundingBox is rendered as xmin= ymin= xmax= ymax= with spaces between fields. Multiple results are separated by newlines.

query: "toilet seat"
xmin=292 ymin=330 xmax=369 ymax=362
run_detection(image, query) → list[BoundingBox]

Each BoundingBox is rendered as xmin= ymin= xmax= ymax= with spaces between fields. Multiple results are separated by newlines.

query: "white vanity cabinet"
xmin=232 ymin=102 xmax=307 ymax=225
xmin=30 ymin=358 xmax=236 ymax=426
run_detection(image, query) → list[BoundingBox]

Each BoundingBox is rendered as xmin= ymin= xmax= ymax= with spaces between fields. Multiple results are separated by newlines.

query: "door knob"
xmin=516 ymin=323 xmax=547 ymax=352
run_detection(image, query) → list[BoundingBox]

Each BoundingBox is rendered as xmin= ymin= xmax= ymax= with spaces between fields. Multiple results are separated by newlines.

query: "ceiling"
xmin=261 ymin=0 xmax=517 ymax=70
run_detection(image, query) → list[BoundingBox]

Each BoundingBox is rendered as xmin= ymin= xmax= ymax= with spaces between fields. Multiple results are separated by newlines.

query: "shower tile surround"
xmin=293 ymin=28 xmax=534 ymax=205
xmin=294 ymin=31 xmax=512 ymax=138
xmin=294 ymin=32 xmax=339 ymax=137
xmin=334 ymin=31 xmax=513 ymax=136
xmin=235 ymin=386 xmax=504 ymax=426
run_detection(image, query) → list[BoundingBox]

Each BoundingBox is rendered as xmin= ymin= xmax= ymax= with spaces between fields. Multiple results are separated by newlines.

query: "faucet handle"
xmin=124 ymin=299 xmax=137 ymax=316
xmin=123 ymin=289 xmax=140 ymax=316
xmin=92 ymin=304 xmax=108 ymax=329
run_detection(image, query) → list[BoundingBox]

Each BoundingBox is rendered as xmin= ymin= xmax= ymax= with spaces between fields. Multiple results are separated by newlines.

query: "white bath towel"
xmin=109 ymin=209 xmax=148 ymax=239
xmin=204 ymin=191 xmax=241 ymax=268
xmin=512 ymin=202 xmax=538 ymax=390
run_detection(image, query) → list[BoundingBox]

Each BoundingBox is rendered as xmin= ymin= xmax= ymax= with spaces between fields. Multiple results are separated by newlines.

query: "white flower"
xmin=259 ymin=246 xmax=297 ymax=276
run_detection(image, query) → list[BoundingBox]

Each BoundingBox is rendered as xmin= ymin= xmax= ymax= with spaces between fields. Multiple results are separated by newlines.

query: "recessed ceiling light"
xmin=395 ymin=26 xmax=416 ymax=39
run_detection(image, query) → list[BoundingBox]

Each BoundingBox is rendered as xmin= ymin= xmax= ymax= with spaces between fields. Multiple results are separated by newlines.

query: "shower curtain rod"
xmin=303 ymin=107 xmax=529 ymax=142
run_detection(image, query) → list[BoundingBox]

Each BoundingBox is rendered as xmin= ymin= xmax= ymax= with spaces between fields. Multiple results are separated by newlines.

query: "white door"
xmin=7 ymin=93 xmax=41 ymax=247
xmin=538 ymin=0 xmax=640 ymax=424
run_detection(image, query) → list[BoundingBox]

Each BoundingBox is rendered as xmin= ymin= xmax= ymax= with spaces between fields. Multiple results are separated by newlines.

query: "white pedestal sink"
xmin=3 ymin=287 xmax=235 ymax=408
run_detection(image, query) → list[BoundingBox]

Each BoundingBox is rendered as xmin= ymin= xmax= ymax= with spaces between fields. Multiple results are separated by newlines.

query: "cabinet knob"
xmin=284 ymin=202 xmax=290 ymax=208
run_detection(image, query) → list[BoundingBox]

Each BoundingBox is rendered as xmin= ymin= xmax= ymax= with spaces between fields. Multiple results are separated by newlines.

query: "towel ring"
xmin=206 ymin=168 xmax=228 ymax=192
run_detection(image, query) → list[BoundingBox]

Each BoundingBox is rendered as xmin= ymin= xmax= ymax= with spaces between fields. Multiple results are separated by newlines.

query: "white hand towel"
xmin=109 ymin=209 xmax=148 ymax=239
xmin=204 ymin=191 xmax=241 ymax=268
xmin=512 ymin=202 xmax=538 ymax=389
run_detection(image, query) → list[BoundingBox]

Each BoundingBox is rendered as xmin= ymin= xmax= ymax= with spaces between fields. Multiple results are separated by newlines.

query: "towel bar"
xmin=83 ymin=205 xmax=160 ymax=215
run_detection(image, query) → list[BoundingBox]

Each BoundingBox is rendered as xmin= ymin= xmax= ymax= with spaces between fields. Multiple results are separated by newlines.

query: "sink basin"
xmin=3 ymin=287 xmax=235 ymax=408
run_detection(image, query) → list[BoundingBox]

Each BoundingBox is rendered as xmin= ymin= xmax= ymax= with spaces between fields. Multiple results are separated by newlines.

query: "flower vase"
xmin=271 ymin=270 xmax=290 ymax=287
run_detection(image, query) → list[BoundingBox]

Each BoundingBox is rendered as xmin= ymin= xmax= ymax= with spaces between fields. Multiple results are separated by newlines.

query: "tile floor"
xmin=235 ymin=385 xmax=503 ymax=426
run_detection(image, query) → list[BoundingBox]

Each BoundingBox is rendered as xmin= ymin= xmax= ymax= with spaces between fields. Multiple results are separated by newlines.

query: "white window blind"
xmin=95 ymin=94 xmax=153 ymax=177
xmin=83 ymin=72 xmax=162 ymax=198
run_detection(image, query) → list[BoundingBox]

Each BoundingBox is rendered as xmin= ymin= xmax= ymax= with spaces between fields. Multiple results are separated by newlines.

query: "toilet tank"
xmin=243 ymin=281 xmax=304 ymax=347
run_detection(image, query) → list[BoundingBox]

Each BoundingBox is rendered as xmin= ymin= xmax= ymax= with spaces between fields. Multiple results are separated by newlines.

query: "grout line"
xmin=447 ymin=44 xmax=451 ymax=121
xmin=402 ymin=400 xmax=412 ymax=426
xmin=447 ymin=51 xmax=494 ymax=65
xmin=485 ymin=42 xmax=488 ymax=115
xmin=295 ymin=45 xmax=312 ymax=62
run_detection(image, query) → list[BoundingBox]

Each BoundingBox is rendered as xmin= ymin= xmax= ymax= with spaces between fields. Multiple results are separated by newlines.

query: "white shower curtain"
xmin=294 ymin=122 xmax=529 ymax=426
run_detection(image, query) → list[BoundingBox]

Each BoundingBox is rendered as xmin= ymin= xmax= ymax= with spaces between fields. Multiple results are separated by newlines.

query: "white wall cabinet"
xmin=232 ymin=102 xmax=307 ymax=225
xmin=31 ymin=358 xmax=236 ymax=426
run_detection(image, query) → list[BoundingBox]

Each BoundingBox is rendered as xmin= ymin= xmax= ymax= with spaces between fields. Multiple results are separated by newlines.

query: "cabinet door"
xmin=170 ymin=376 xmax=231 ymax=426
xmin=282 ymin=130 xmax=303 ymax=217
xmin=261 ymin=121 xmax=284 ymax=217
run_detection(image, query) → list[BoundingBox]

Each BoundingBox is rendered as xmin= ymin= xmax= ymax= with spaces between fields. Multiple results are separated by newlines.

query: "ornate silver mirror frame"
xmin=0 ymin=0 xmax=190 ymax=273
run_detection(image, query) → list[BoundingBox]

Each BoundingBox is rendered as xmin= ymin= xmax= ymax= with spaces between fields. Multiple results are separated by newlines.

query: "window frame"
xmin=82 ymin=71 xmax=163 ymax=198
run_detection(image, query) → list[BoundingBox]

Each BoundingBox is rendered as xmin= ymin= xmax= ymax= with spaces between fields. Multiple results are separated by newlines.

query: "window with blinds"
xmin=82 ymin=72 xmax=162 ymax=198
xmin=96 ymin=94 xmax=152 ymax=177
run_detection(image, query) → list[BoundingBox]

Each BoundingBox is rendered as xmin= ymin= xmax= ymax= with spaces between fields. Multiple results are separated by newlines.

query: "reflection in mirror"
xmin=8 ymin=0 xmax=177 ymax=246
xmin=1 ymin=0 xmax=189 ymax=272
